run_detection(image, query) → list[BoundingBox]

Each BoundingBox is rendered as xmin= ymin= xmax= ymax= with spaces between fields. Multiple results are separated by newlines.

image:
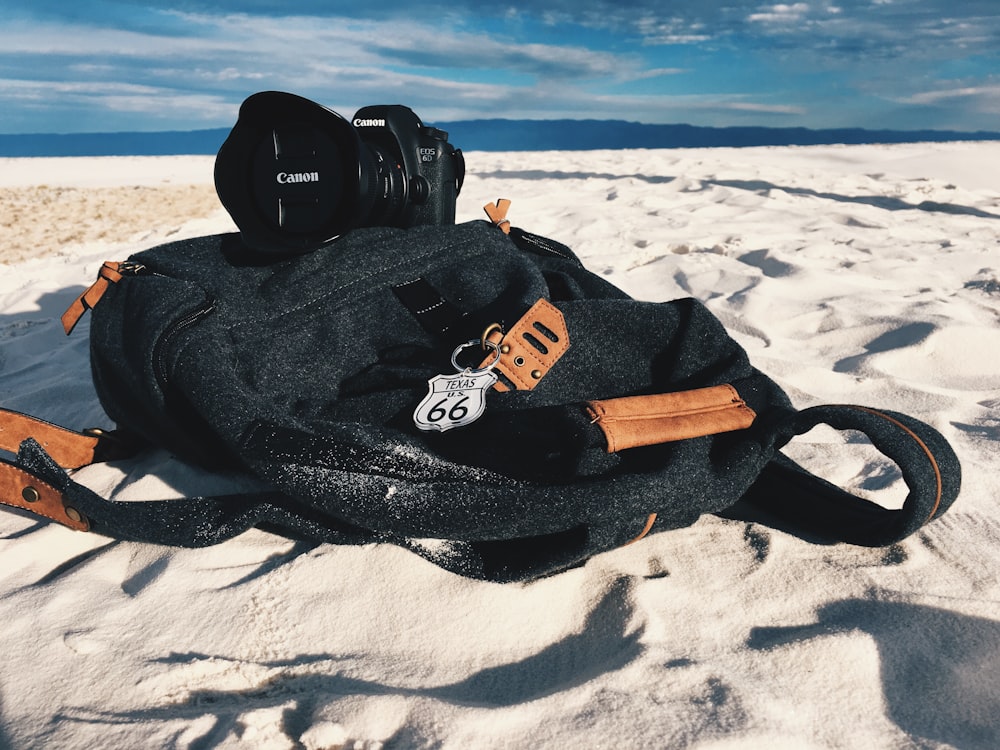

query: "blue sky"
xmin=2 ymin=0 xmax=998 ymax=134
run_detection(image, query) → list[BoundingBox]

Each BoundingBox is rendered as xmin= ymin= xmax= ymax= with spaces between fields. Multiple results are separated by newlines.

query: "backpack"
xmin=0 ymin=205 xmax=961 ymax=581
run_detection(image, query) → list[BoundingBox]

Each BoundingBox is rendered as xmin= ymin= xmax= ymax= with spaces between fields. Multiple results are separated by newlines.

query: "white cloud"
xmin=637 ymin=17 xmax=713 ymax=44
xmin=748 ymin=3 xmax=812 ymax=24
xmin=2 ymin=1 xmax=999 ymax=132
xmin=900 ymin=84 xmax=1000 ymax=111
xmin=0 ymin=9 xmax=685 ymax=128
xmin=168 ymin=12 xmax=637 ymax=81
xmin=723 ymin=101 xmax=809 ymax=114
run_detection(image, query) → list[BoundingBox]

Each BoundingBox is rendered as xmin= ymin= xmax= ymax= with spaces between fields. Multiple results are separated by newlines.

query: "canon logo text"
xmin=276 ymin=172 xmax=320 ymax=184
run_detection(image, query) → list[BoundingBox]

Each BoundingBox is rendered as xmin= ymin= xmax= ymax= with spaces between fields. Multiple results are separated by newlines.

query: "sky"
xmin=1 ymin=0 xmax=999 ymax=135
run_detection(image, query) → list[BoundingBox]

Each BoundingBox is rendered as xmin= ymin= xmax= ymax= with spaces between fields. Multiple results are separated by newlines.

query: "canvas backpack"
xmin=0 ymin=204 xmax=961 ymax=581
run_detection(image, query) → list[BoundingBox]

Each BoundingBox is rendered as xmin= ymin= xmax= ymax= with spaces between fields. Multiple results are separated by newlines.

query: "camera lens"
xmin=248 ymin=124 xmax=408 ymax=242
xmin=363 ymin=145 xmax=407 ymax=227
xmin=216 ymin=91 xmax=412 ymax=253
xmin=215 ymin=92 xmax=453 ymax=254
xmin=250 ymin=122 xmax=345 ymax=236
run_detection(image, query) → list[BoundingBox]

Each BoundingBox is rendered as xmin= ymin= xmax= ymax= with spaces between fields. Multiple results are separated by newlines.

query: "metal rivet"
xmin=500 ymin=344 xmax=511 ymax=354
xmin=513 ymin=356 xmax=525 ymax=367
xmin=65 ymin=507 xmax=83 ymax=524
xmin=531 ymin=370 xmax=543 ymax=379
xmin=22 ymin=486 xmax=40 ymax=503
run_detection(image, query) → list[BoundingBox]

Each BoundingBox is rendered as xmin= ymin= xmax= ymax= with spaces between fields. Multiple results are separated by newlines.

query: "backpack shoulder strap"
xmin=2 ymin=402 xmax=961 ymax=553
xmin=0 ymin=407 xmax=374 ymax=547
xmin=0 ymin=408 xmax=138 ymax=530
xmin=727 ymin=404 xmax=961 ymax=546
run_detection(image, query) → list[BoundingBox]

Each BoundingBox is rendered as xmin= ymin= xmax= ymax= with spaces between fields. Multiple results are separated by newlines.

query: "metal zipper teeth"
xmin=153 ymin=300 xmax=216 ymax=389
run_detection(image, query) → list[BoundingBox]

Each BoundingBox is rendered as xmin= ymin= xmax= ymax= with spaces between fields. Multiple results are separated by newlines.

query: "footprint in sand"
xmin=869 ymin=326 xmax=1000 ymax=390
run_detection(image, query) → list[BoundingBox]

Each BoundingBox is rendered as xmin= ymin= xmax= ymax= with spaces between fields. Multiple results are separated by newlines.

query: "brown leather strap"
xmin=848 ymin=405 xmax=944 ymax=523
xmin=0 ymin=408 xmax=130 ymax=531
xmin=623 ymin=513 xmax=658 ymax=546
xmin=0 ymin=462 xmax=90 ymax=531
xmin=479 ymin=298 xmax=570 ymax=392
xmin=62 ymin=261 xmax=124 ymax=335
xmin=0 ymin=409 xmax=106 ymax=470
xmin=586 ymin=384 xmax=757 ymax=453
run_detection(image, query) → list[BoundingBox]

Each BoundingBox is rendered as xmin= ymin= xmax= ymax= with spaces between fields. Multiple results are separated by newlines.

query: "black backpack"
xmin=0 ymin=209 xmax=961 ymax=581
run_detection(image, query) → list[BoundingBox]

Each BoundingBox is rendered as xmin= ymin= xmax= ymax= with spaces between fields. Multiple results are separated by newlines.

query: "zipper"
xmin=118 ymin=260 xmax=148 ymax=275
xmin=115 ymin=259 xmax=216 ymax=389
xmin=153 ymin=300 xmax=216 ymax=389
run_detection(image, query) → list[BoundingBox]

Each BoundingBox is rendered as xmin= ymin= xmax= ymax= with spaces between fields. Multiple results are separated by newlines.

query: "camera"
xmin=214 ymin=91 xmax=465 ymax=253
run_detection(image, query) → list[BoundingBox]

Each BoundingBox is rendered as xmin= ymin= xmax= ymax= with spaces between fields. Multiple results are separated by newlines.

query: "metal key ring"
xmin=451 ymin=339 xmax=501 ymax=373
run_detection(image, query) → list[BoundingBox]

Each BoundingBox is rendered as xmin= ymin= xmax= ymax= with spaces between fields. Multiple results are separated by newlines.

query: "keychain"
xmin=413 ymin=339 xmax=501 ymax=432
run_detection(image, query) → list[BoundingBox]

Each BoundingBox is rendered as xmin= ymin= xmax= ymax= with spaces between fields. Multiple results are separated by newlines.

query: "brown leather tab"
xmin=0 ymin=462 xmax=90 ymax=531
xmin=478 ymin=298 xmax=570 ymax=392
xmin=483 ymin=199 xmax=512 ymax=234
xmin=62 ymin=261 xmax=124 ymax=335
xmin=587 ymin=384 xmax=757 ymax=453
xmin=0 ymin=409 xmax=104 ymax=470
xmin=624 ymin=513 xmax=658 ymax=546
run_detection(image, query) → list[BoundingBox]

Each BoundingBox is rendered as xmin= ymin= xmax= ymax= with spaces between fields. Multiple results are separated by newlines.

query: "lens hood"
xmin=215 ymin=91 xmax=367 ymax=253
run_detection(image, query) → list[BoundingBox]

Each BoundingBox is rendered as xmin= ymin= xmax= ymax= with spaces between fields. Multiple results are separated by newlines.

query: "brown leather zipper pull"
xmin=62 ymin=261 xmax=126 ymax=335
xmin=483 ymin=199 xmax=512 ymax=234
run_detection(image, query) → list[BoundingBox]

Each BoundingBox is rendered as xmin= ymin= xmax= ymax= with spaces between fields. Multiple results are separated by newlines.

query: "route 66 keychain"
xmin=413 ymin=339 xmax=501 ymax=432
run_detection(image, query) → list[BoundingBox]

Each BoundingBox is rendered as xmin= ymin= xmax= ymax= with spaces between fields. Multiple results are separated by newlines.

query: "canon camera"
xmin=214 ymin=91 xmax=465 ymax=253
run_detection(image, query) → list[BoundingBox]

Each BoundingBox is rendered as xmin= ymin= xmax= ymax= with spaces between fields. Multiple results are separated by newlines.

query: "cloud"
xmin=174 ymin=11 xmax=664 ymax=84
xmin=899 ymin=84 xmax=1000 ymax=114
xmin=0 ymin=8 xmax=698 ymax=129
xmin=0 ymin=11 xmax=653 ymax=85
xmin=636 ymin=17 xmax=713 ymax=45
xmin=747 ymin=3 xmax=812 ymax=25
xmin=0 ymin=77 xmax=235 ymax=116
xmin=2 ymin=0 xmax=999 ymax=132
xmin=722 ymin=101 xmax=808 ymax=115
xmin=587 ymin=0 xmax=1000 ymax=66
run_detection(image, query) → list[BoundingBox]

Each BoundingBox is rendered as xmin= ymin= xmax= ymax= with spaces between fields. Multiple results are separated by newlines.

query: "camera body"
xmin=215 ymin=91 xmax=465 ymax=254
xmin=351 ymin=104 xmax=462 ymax=228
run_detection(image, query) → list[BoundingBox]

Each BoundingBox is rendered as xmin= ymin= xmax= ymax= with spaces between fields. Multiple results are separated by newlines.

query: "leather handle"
xmin=586 ymin=384 xmax=757 ymax=452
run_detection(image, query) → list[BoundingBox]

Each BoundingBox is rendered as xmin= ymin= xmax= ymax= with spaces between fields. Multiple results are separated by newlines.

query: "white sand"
xmin=1 ymin=142 xmax=999 ymax=749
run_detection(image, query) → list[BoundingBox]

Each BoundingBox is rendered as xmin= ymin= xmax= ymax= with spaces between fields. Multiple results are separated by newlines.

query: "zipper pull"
xmin=61 ymin=261 xmax=141 ymax=335
xmin=483 ymin=198 xmax=512 ymax=234
xmin=116 ymin=261 xmax=147 ymax=275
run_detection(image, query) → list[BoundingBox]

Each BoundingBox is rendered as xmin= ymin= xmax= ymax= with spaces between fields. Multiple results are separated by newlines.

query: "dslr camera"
xmin=215 ymin=91 xmax=465 ymax=253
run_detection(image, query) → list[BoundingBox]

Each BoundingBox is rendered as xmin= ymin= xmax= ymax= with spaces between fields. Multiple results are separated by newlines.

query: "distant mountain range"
xmin=2 ymin=120 xmax=999 ymax=157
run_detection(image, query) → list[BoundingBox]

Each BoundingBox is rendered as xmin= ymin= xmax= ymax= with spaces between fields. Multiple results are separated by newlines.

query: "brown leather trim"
xmin=0 ymin=462 xmax=90 ymax=531
xmin=848 ymin=406 xmax=944 ymax=522
xmin=0 ymin=409 xmax=103 ymax=470
xmin=62 ymin=261 xmax=124 ymax=335
xmin=586 ymin=384 xmax=756 ymax=453
xmin=623 ymin=513 xmax=658 ymax=546
xmin=478 ymin=298 xmax=570 ymax=392
xmin=483 ymin=199 xmax=512 ymax=234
